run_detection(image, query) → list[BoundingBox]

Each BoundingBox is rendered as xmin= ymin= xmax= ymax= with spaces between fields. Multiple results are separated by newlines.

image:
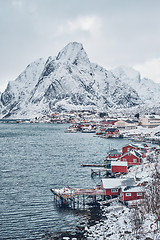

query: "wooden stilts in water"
xmin=63 ymin=197 xmax=66 ymax=205
xmin=93 ymin=195 xmax=96 ymax=202
xmin=58 ymin=194 xmax=61 ymax=206
xmin=83 ymin=195 xmax=85 ymax=207
xmin=73 ymin=195 xmax=75 ymax=209
xmin=77 ymin=196 xmax=79 ymax=208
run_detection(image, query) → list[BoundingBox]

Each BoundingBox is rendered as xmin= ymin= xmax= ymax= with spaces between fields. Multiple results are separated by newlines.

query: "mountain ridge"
xmin=1 ymin=42 xmax=157 ymax=118
xmin=111 ymin=65 xmax=160 ymax=104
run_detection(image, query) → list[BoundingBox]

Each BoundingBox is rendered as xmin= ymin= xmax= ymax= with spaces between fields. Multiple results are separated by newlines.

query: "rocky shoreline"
xmin=41 ymin=205 xmax=103 ymax=240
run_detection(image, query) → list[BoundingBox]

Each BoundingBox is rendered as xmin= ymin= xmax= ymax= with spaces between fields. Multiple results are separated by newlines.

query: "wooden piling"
xmin=83 ymin=195 xmax=85 ymax=207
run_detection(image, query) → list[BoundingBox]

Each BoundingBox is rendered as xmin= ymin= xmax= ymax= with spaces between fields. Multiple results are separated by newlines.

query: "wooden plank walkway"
xmin=81 ymin=164 xmax=105 ymax=167
xmin=50 ymin=186 xmax=106 ymax=208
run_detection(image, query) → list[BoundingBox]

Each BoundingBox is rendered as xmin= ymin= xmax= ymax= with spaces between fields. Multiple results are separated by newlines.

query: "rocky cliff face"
xmin=0 ymin=42 xmax=142 ymax=118
xmin=112 ymin=66 xmax=160 ymax=104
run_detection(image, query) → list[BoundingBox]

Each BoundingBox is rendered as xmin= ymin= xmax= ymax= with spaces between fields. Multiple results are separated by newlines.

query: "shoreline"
xmin=41 ymin=205 xmax=103 ymax=240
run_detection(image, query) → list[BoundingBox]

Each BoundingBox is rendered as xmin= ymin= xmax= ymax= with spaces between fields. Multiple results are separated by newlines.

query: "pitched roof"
xmin=111 ymin=161 xmax=128 ymax=166
xmin=122 ymin=186 xmax=145 ymax=193
xmin=121 ymin=149 xmax=142 ymax=159
xmin=102 ymin=178 xmax=135 ymax=189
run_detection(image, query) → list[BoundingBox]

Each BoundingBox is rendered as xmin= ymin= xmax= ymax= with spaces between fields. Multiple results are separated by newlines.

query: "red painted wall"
xmin=111 ymin=165 xmax=127 ymax=173
xmin=122 ymin=145 xmax=147 ymax=154
xmin=122 ymin=145 xmax=135 ymax=154
xmin=120 ymin=154 xmax=141 ymax=166
xmin=105 ymin=188 xmax=121 ymax=196
xmin=121 ymin=192 xmax=145 ymax=201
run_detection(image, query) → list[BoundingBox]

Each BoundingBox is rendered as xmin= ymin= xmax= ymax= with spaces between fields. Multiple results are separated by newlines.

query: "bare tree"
xmin=142 ymin=164 xmax=160 ymax=231
xmin=132 ymin=201 xmax=145 ymax=238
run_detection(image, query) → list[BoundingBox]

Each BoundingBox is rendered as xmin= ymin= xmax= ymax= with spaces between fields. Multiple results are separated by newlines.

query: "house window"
xmin=111 ymin=188 xmax=118 ymax=192
xmin=137 ymin=192 xmax=142 ymax=196
xmin=126 ymin=193 xmax=131 ymax=196
xmin=128 ymin=153 xmax=131 ymax=156
xmin=133 ymin=159 xmax=137 ymax=163
xmin=123 ymin=158 xmax=126 ymax=161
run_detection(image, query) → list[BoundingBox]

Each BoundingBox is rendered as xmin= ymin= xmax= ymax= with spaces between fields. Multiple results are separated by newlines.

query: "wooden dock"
xmin=81 ymin=164 xmax=105 ymax=167
xmin=91 ymin=168 xmax=111 ymax=177
xmin=50 ymin=186 xmax=106 ymax=208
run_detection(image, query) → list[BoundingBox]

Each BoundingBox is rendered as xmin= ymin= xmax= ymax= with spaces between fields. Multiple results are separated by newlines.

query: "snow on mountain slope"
xmin=0 ymin=58 xmax=46 ymax=117
xmin=112 ymin=66 xmax=160 ymax=104
xmin=0 ymin=42 xmax=142 ymax=118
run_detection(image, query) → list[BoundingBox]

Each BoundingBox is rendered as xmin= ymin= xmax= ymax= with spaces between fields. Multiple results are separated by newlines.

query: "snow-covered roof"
xmin=121 ymin=149 xmax=142 ymax=159
xmin=122 ymin=186 xmax=145 ymax=193
xmin=111 ymin=161 xmax=128 ymax=166
xmin=102 ymin=179 xmax=122 ymax=189
xmin=102 ymin=178 xmax=135 ymax=189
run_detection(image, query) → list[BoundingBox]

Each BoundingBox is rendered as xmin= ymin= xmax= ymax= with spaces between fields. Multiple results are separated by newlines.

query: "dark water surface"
xmin=0 ymin=123 xmax=129 ymax=239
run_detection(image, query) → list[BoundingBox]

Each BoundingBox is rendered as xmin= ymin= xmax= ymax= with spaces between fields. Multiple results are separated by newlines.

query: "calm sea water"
xmin=0 ymin=123 xmax=129 ymax=239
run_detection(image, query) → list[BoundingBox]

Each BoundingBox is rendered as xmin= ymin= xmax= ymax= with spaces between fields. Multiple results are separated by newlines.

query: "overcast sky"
xmin=0 ymin=0 xmax=160 ymax=92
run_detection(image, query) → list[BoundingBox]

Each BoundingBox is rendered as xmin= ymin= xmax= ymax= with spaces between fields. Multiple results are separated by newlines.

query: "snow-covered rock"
xmin=112 ymin=66 xmax=160 ymax=104
xmin=0 ymin=42 xmax=143 ymax=118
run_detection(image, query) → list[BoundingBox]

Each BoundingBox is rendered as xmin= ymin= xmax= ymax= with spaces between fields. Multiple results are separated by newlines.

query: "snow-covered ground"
xmin=120 ymin=125 xmax=160 ymax=138
xmin=86 ymin=203 xmax=160 ymax=240
xmin=85 ymin=147 xmax=160 ymax=240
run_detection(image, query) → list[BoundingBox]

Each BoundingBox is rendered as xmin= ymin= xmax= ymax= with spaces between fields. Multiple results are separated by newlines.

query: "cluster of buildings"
xmin=106 ymin=142 xmax=147 ymax=171
xmin=97 ymin=142 xmax=150 ymax=203
xmin=92 ymin=142 xmax=149 ymax=204
xmin=101 ymin=178 xmax=145 ymax=203
xmin=31 ymin=110 xmax=160 ymax=129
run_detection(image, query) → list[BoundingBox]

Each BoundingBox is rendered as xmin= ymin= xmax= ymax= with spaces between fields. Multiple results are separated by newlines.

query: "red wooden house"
xmin=122 ymin=143 xmax=148 ymax=155
xmin=101 ymin=178 xmax=122 ymax=196
xmin=105 ymin=149 xmax=122 ymax=168
xmin=121 ymin=186 xmax=145 ymax=201
xmin=105 ymin=128 xmax=120 ymax=138
xmin=111 ymin=161 xmax=128 ymax=173
xmin=101 ymin=178 xmax=135 ymax=196
xmin=107 ymin=149 xmax=122 ymax=160
xmin=99 ymin=120 xmax=117 ymax=127
xmin=120 ymin=149 xmax=142 ymax=166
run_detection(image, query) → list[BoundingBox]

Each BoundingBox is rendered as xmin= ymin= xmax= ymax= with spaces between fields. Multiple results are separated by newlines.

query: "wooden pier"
xmin=91 ymin=168 xmax=111 ymax=177
xmin=81 ymin=164 xmax=105 ymax=167
xmin=50 ymin=186 xmax=106 ymax=208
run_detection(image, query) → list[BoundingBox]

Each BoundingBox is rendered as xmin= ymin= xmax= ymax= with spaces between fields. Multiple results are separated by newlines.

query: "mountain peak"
xmin=55 ymin=42 xmax=90 ymax=65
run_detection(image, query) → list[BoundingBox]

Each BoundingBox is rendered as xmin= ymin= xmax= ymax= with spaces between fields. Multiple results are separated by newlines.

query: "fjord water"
xmin=0 ymin=123 xmax=128 ymax=239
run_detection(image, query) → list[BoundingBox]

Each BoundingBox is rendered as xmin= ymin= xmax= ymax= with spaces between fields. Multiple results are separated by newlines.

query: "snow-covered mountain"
xmin=0 ymin=42 xmax=142 ymax=118
xmin=112 ymin=66 xmax=160 ymax=104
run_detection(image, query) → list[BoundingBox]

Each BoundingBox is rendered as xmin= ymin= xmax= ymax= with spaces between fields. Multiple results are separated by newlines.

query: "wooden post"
xmin=58 ymin=194 xmax=61 ymax=206
xmin=93 ymin=195 xmax=96 ymax=202
xmin=73 ymin=195 xmax=75 ymax=209
xmin=63 ymin=197 xmax=66 ymax=205
xmin=83 ymin=195 xmax=85 ymax=207
xmin=77 ymin=196 xmax=79 ymax=208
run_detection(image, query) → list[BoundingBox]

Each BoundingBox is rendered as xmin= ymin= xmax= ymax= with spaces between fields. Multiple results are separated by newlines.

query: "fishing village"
xmin=46 ymin=110 xmax=160 ymax=239
xmin=1 ymin=110 xmax=160 ymax=239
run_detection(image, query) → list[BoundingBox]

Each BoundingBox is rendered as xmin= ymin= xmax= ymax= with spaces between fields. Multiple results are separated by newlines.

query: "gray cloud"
xmin=1 ymin=0 xmax=160 ymax=91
